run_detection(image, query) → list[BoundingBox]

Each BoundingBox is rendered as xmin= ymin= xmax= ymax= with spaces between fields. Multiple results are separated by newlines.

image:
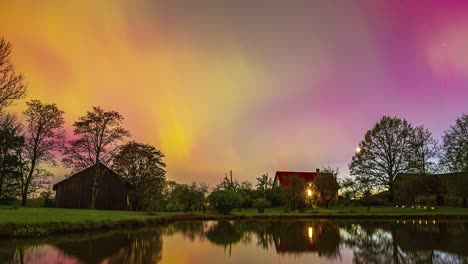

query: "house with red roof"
xmin=273 ymin=169 xmax=339 ymax=204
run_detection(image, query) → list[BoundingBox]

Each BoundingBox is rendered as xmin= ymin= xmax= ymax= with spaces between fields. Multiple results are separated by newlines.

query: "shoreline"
xmin=2 ymin=211 xmax=468 ymax=238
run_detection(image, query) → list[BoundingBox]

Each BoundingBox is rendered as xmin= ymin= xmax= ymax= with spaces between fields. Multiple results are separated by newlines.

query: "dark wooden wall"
xmin=55 ymin=165 xmax=130 ymax=210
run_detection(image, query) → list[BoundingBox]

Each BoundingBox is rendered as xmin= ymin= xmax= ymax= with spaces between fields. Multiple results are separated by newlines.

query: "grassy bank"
xmin=2 ymin=205 xmax=468 ymax=237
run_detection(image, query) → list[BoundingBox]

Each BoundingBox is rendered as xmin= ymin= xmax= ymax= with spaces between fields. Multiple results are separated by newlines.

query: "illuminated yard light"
xmin=356 ymin=147 xmax=362 ymax=153
xmin=307 ymin=189 xmax=312 ymax=197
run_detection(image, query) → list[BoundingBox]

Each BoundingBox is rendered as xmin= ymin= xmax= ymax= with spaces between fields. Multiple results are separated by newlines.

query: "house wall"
xmin=55 ymin=166 xmax=130 ymax=210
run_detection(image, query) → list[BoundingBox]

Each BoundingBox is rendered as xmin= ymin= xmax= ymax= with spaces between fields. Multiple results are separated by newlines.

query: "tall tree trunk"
xmin=22 ymin=159 xmax=35 ymax=206
xmin=89 ymin=162 xmax=99 ymax=209
xmin=389 ymin=182 xmax=394 ymax=203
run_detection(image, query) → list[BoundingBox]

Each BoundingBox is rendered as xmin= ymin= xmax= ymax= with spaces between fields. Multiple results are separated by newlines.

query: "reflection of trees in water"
xmin=206 ymin=221 xmax=242 ymax=256
xmin=163 ymin=221 xmax=207 ymax=242
xmin=340 ymin=221 xmax=468 ymax=264
xmin=1 ymin=229 xmax=165 ymax=264
xmin=203 ymin=220 xmax=341 ymax=260
xmin=106 ymin=229 xmax=164 ymax=264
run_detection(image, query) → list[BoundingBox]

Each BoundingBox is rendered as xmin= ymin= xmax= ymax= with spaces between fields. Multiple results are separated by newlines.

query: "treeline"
xmin=0 ymin=37 xmax=168 ymax=208
xmin=343 ymin=115 xmax=468 ymax=204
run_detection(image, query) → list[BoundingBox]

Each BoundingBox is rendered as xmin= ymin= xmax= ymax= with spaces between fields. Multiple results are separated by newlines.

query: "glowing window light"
xmin=308 ymin=227 xmax=313 ymax=239
xmin=307 ymin=189 xmax=312 ymax=197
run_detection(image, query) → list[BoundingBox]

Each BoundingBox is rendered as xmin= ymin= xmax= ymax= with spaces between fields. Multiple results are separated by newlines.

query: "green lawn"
xmin=231 ymin=205 xmax=468 ymax=216
xmin=2 ymin=205 xmax=468 ymax=237
xmin=2 ymin=205 xmax=468 ymax=225
xmin=0 ymin=206 xmax=177 ymax=224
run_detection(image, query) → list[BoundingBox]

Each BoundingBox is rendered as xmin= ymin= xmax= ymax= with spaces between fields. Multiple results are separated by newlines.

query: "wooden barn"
xmin=53 ymin=162 xmax=134 ymax=210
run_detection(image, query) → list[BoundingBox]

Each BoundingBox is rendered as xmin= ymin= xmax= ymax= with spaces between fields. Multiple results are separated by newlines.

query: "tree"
xmin=20 ymin=100 xmax=65 ymax=206
xmin=339 ymin=176 xmax=360 ymax=201
xmin=0 ymin=37 xmax=27 ymax=111
xmin=409 ymin=126 xmax=438 ymax=174
xmin=0 ymin=113 xmax=24 ymax=200
xmin=256 ymin=173 xmax=273 ymax=197
xmin=208 ymin=190 xmax=242 ymax=214
xmin=349 ymin=116 xmax=414 ymax=202
xmin=217 ymin=170 xmax=240 ymax=191
xmin=282 ymin=174 xmax=306 ymax=211
xmin=112 ymin=141 xmax=166 ymax=211
xmin=313 ymin=166 xmax=340 ymax=208
xmin=441 ymin=114 xmax=468 ymax=172
xmin=62 ymin=106 xmax=129 ymax=209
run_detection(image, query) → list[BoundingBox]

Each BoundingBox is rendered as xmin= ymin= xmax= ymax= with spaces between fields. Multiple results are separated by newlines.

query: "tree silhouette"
xmin=21 ymin=100 xmax=65 ymax=206
xmin=0 ymin=37 xmax=27 ymax=111
xmin=62 ymin=106 xmax=129 ymax=209
xmin=314 ymin=166 xmax=339 ymax=208
xmin=0 ymin=113 xmax=24 ymax=199
xmin=349 ymin=116 xmax=414 ymax=202
xmin=441 ymin=114 xmax=468 ymax=172
xmin=112 ymin=141 xmax=166 ymax=211
xmin=409 ymin=126 xmax=438 ymax=175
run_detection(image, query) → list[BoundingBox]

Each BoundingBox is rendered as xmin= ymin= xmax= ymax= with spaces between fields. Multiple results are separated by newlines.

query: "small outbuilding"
xmin=53 ymin=162 xmax=134 ymax=210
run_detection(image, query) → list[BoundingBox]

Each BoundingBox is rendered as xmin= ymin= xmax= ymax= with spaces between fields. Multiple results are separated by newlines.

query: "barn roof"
xmin=53 ymin=162 xmax=135 ymax=190
xmin=274 ymin=171 xmax=319 ymax=188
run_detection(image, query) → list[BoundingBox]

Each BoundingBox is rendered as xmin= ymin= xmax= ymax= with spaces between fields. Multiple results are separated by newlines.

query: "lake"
xmin=2 ymin=219 xmax=468 ymax=263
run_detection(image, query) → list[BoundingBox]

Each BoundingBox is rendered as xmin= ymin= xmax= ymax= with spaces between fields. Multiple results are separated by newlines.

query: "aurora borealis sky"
xmin=2 ymin=1 xmax=468 ymax=185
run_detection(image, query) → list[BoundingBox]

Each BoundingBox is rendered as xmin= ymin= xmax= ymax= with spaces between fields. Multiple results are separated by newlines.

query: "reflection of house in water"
xmin=53 ymin=232 xmax=132 ymax=263
xmin=394 ymin=221 xmax=468 ymax=257
xmin=271 ymin=221 xmax=340 ymax=258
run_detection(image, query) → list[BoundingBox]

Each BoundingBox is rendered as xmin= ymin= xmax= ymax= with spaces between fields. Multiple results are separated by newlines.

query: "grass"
xmin=2 ymin=205 xmax=468 ymax=237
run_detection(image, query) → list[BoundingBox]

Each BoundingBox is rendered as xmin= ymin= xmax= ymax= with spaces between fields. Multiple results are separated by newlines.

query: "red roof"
xmin=274 ymin=171 xmax=318 ymax=187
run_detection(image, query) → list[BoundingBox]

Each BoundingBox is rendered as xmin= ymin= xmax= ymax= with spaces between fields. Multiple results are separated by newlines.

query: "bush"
xmin=208 ymin=190 xmax=242 ymax=215
xmin=253 ymin=198 xmax=270 ymax=213
xmin=297 ymin=199 xmax=307 ymax=213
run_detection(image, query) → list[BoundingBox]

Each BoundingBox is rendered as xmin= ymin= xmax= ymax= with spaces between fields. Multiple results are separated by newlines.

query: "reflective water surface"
xmin=2 ymin=219 xmax=468 ymax=263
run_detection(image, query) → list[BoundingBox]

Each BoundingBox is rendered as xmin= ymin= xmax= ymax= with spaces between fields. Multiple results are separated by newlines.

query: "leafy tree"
xmin=349 ymin=116 xmax=414 ymax=202
xmin=20 ymin=100 xmax=65 ymax=206
xmin=0 ymin=113 xmax=24 ymax=200
xmin=217 ymin=170 xmax=240 ymax=191
xmin=41 ymin=187 xmax=55 ymax=207
xmin=208 ymin=190 xmax=242 ymax=214
xmin=253 ymin=197 xmax=270 ymax=213
xmin=0 ymin=37 xmax=27 ymax=111
xmin=256 ymin=173 xmax=273 ymax=197
xmin=356 ymin=174 xmax=374 ymax=211
xmin=282 ymin=174 xmax=306 ymax=211
xmin=313 ymin=166 xmax=340 ymax=208
xmin=62 ymin=106 xmax=129 ymax=209
xmin=178 ymin=182 xmax=209 ymax=213
xmin=112 ymin=141 xmax=166 ymax=211
xmin=409 ymin=126 xmax=438 ymax=174
xmin=158 ymin=180 xmax=178 ymax=211
xmin=339 ymin=176 xmax=360 ymax=201
xmin=441 ymin=114 xmax=468 ymax=172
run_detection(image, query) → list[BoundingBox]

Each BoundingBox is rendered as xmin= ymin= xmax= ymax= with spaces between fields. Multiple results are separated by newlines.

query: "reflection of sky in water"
xmin=3 ymin=220 xmax=468 ymax=264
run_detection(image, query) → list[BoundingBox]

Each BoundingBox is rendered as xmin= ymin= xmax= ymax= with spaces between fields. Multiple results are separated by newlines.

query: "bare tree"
xmin=441 ymin=114 xmax=468 ymax=172
xmin=349 ymin=116 xmax=414 ymax=202
xmin=62 ymin=106 xmax=129 ymax=209
xmin=112 ymin=141 xmax=166 ymax=211
xmin=21 ymin=100 xmax=65 ymax=206
xmin=0 ymin=37 xmax=27 ymax=111
xmin=409 ymin=126 xmax=438 ymax=175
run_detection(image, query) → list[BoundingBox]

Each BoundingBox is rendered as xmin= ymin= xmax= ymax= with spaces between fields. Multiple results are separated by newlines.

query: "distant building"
xmin=273 ymin=169 xmax=339 ymax=203
xmin=53 ymin=162 xmax=134 ymax=210
xmin=394 ymin=172 xmax=468 ymax=207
